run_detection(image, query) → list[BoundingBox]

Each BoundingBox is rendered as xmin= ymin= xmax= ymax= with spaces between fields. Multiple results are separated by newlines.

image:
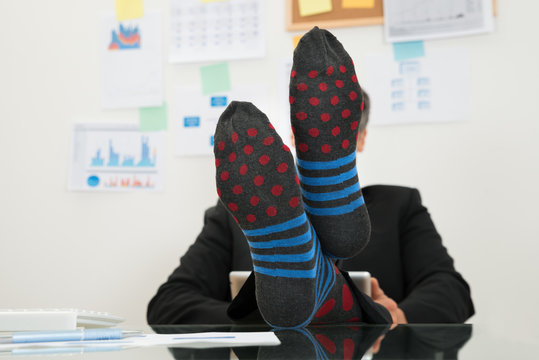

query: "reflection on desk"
xmin=151 ymin=324 xmax=472 ymax=360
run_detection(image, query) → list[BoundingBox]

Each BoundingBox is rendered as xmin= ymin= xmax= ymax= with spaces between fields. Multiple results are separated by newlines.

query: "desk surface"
xmin=2 ymin=324 xmax=536 ymax=359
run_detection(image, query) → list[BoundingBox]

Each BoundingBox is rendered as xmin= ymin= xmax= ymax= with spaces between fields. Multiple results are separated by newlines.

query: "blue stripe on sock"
xmin=299 ymin=167 xmax=357 ymax=186
xmin=243 ymin=213 xmax=307 ymax=237
xmin=304 ymin=196 xmax=365 ymax=216
xmin=301 ymin=181 xmax=360 ymax=201
xmin=296 ymin=151 xmax=356 ymax=170
xmin=251 ymin=241 xmax=314 ymax=263
xmin=253 ymin=265 xmax=317 ymax=278
xmin=248 ymin=224 xmax=312 ymax=249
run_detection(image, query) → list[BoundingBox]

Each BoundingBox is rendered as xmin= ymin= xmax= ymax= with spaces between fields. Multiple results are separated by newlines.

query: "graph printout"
xmin=362 ymin=48 xmax=470 ymax=126
xmin=383 ymin=0 xmax=494 ymax=42
xmin=169 ymin=0 xmax=265 ymax=63
xmin=69 ymin=124 xmax=165 ymax=191
xmin=173 ymin=86 xmax=268 ymax=157
xmin=101 ymin=11 xmax=163 ymax=109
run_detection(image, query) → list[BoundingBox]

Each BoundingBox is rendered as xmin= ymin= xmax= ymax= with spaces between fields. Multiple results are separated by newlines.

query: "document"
xmin=384 ymin=0 xmax=494 ymax=42
xmin=101 ymin=11 xmax=163 ymax=109
xmin=69 ymin=123 xmax=165 ymax=191
xmin=169 ymin=0 xmax=265 ymax=63
xmin=172 ymin=86 xmax=268 ymax=157
xmin=362 ymin=48 xmax=470 ymax=126
xmin=0 ymin=332 xmax=280 ymax=353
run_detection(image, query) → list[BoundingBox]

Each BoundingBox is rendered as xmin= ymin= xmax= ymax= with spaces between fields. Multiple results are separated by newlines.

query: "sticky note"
xmin=342 ymin=0 xmax=375 ymax=9
xmin=293 ymin=35 xmax=302 ymax=49
xmin=139 ymin=103 xmax=167 ymax=131
xmin=392 ymin=41 xmax=425 ymax=61
xmin=115 ymin=0 xmax=144 ymax=21
xmin=298 ymin=0 xmax=333 ymax=17
xmin=200 ymin=62 xmax=231 ymax=95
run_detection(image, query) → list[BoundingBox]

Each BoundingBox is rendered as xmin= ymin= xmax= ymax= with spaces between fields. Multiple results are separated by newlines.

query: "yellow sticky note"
xmin=115 ymin=0 xmax=144 ymax=21
xmin=293 ymin=35 xmax=302 ymax=49
xmin=342 ymin=0 xmax=375 ymax=9
xmin=298 ymin=0 xmax=333 ymax=17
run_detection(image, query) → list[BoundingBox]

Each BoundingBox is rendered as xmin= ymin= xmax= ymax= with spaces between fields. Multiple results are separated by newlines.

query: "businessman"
xmin=147 ymin=29 xmax=474 ymax=326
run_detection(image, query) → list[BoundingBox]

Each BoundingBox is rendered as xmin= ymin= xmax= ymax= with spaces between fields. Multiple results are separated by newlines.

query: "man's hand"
xmin=371 ymin=277 xmax=408 ymax=325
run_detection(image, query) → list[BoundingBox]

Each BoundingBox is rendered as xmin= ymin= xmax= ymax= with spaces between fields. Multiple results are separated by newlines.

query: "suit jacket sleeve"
xmin=398 ymin=189 xmax=475 ymax=323
xmin=147 ymin=202 xmax=233 ymax=324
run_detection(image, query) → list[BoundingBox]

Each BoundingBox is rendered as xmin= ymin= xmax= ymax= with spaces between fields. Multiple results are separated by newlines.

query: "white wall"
xmin=1 ymin=0 xmax=538 ymax=347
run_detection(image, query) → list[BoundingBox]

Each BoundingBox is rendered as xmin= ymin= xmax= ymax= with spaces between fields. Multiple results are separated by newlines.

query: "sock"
xmin=289 ymin=27 xmax=370 ymax=259
xmin=214 ymin=101 xmax=361 ymax=328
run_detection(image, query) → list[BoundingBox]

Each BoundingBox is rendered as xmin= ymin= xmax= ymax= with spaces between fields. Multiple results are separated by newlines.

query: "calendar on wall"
xmin=169 ymin=0 xmax=266 ymax=63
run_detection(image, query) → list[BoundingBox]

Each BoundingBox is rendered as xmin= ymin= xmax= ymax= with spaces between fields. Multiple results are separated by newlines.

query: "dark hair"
xmin=359 ymin=89 xmax=370 ymax=133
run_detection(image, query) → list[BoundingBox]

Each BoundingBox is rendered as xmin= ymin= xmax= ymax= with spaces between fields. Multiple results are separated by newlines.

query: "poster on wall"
xmin=169 ymin=0 xmax=266 ymax=63
xmin=383 ymin=0 xmax=494 ymax=42
xmin=361 ymin=48 xmax=470 ymax=126
xmin=172 ymin=86 xmax=269 ymax=157
xmin=69 ymin=123 xmax=165 ymax=191
xmin=101 ymin=10 xmax=163 ymax=109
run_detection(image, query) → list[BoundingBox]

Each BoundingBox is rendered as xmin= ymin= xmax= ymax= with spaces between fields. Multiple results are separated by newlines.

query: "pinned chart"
xmin=363 ymin=48 xmax=470 ymax=126
xmin=69 ymin=124 xmax=165 ymax=191
xmin=101 ymin=11 xmax=163 ymax=109
xmin=173 ymin=86 xmax=269 ymax=157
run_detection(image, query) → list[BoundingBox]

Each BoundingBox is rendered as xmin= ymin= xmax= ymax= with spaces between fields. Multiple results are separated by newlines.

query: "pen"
xmin=0 ymin=328 xmax=144 ymax=344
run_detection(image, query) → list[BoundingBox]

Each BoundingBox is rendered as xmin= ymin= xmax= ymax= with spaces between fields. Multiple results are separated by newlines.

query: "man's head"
xmin=357 ymin=89 xmax=370 ymax=153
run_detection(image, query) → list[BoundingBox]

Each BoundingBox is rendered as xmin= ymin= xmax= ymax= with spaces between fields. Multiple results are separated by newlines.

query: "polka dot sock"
xmin=289 ymin=27 xmax=370 ymax=259
xmin=214 ymin=101 xmax=360 ymax=328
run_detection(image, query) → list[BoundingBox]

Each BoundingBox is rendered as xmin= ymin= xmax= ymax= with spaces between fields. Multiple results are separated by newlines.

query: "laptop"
xmin=229 ymin=270 xmax=371 ymax=299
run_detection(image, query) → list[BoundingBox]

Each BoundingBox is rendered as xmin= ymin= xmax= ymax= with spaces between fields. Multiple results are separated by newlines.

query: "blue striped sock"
xmin=289 ymin=27 xmax=370 ymax=258
xmin=214 ymin=101 xmax=361 ymax=327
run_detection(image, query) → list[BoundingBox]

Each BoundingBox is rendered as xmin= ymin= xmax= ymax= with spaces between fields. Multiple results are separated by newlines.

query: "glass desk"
xmin=2 ymin=324 xmax=536 ymax=359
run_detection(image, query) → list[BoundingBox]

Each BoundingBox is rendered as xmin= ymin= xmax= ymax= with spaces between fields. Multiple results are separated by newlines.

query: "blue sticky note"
xmin=184 ymin=116 xmax=201 ymax=128
xmin=392 ymin=41 xmax=425 ymax=61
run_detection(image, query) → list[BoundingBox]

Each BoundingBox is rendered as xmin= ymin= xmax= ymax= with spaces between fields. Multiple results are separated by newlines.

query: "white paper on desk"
xmin=101 ymin=11 xmax=163 ymax=109
xmin=169 ymin=0 xmax=265 ymax=63
xmin=172 ymin=86 xmax=268 ymax=157
xmin=361 ymin=48 xmax=470 ymax=126
xmin=278 ymin=58 xmax=293 ymax=150
xmin=383 ymin=0 xmax=494 ymax=42
xmin=0 ymin=332 xmax=280 ymax=351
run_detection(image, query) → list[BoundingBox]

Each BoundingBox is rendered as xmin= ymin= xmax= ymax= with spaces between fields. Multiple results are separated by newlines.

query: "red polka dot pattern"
xmin=289 ymin=44 xmax=363 ymax=161
xmin=263 ymin=136 xmax=274 ymax=146
xmin=213 ymin=103 xmax=305 ymax=230
xmin=342 ymin=284 xmax=353 ymax=311
xmin=259 ymin=155 xmax=270 ymax=166
xmin=277 ymin=162 xmax=288 ymax=173
xmin=309 ymin=128 xmax=320 ymax=137
xmin=308 ymin=70 xmax=318 ymax=78
xmin=271 ymin=185 xmax=283 ymax=196
xmin=315 ymin=298 xmax=335 ymax=318
xmin=253 ymin=175 xmax=264 ymax=186
xmin=343 ymin=338 xmax=354 ymax=360
xmin=239 ymin=164 xmax=248 ymax=175
xmin=243 ymin=145 xmax=253 ymax=155
xmin=250 ymin=196 xmax=260 ymax=206
xmin=315 ymin=334 xmax=336 ymax=354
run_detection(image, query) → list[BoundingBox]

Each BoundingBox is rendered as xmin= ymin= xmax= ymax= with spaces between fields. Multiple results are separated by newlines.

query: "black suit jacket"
xmin=147 ymin=185 xmax=474 ymax=324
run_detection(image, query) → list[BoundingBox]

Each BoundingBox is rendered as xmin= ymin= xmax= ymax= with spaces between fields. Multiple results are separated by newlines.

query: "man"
xmin=147 ymin=29 xmax=474 ymax=326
